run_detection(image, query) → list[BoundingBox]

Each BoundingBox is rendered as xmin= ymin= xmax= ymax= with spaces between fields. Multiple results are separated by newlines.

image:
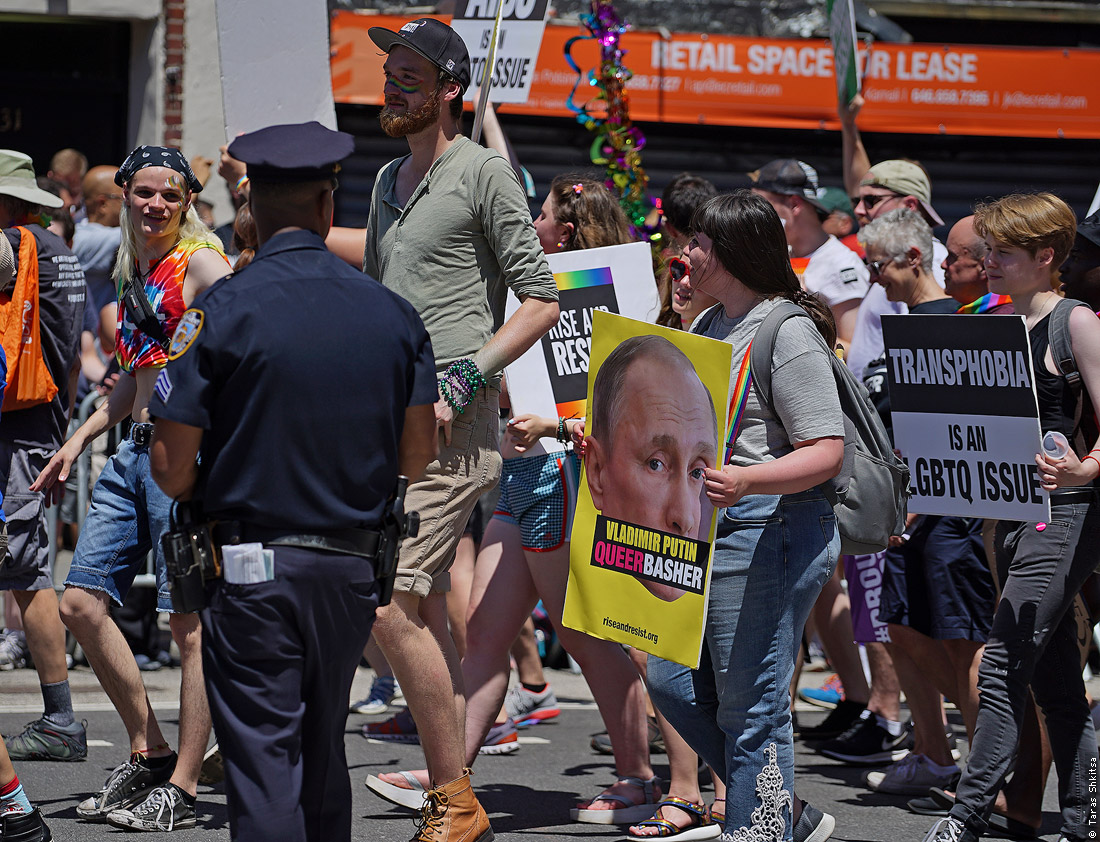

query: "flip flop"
xmin=364 ymin=771 xmax=427 ymax=810
xmin=572 ymin=775 xmax=662 ymax=825
xmin=927 ymin=789 xmax=1039 ymax=840
xmin=626 ymin=796 xmax=721 ymax=840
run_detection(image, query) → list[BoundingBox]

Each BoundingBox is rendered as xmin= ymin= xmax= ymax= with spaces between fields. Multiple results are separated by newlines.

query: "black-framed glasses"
xmin=669 ymin=258 xmax=689 ymax=282
xmin=858 ymin=192 xmax=900 ymax=211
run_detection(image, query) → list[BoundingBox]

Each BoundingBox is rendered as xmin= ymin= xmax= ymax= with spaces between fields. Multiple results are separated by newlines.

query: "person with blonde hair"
xmin=923 ymin=192 xmax=1100 ymax=842
xmin=33 ymin=145 xmax=229 ymax=831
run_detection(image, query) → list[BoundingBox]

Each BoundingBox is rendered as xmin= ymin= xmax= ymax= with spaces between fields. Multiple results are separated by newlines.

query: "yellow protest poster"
xmin=562 ymin=310 xmax=733 ymax=668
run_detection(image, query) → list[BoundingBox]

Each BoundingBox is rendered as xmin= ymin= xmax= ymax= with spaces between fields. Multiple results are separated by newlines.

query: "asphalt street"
xmin=0 ymin=662 xmax=1073 ymax=841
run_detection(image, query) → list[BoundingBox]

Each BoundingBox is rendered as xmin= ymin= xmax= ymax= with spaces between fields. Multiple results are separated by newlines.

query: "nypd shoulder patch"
xmin=168 ymin=309 xmax=204 ymax=360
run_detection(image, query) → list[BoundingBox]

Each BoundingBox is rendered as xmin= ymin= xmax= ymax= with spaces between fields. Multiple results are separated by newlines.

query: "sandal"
xmin=364 ymin=771 xmax=427 ymax=810
xmin=626 ymin=796 xmax=721 ymax=840
xmin=571 ymin=775 xmax=663 ymax=824
xmin=710 ymin=798 xmax=725 ymax=826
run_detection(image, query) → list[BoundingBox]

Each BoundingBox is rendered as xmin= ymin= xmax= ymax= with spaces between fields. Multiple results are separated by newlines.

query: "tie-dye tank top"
xmin=115 ymin=240 xmax=228 ymax=373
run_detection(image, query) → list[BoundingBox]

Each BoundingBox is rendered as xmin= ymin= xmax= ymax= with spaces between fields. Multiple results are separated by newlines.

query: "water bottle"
xmin=1042 ymin=431 xmax=1070 ymax=460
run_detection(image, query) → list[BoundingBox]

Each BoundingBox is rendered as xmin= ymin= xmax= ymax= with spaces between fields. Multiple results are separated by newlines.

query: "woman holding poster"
xmin=923 ymin=194 xmax=1100 ymax=842
xmin=646 ymin=191 xmax=845 ymax=842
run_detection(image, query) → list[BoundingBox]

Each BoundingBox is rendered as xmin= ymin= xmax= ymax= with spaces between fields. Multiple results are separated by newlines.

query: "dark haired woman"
xmin=646 ymin=191 xmax=844 ymax=842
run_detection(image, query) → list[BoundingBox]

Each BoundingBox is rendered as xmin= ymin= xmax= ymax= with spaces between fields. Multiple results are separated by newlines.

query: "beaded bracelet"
xmin=439 ymin=359 xmax=487 ymax=414
xmin=556 ymin=417 xmax=569 ymax=443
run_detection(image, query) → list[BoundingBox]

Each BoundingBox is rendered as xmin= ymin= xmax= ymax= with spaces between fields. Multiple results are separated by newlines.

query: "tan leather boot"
xmin=410 ymin=769 xmax=493 ymax=842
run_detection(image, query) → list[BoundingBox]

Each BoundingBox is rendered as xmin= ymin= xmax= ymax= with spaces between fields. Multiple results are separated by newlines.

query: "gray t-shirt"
xmin=695 ymin=297 xmax=844 ymax=467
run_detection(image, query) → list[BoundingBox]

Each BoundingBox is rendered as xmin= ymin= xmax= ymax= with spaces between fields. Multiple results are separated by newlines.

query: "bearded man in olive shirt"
xmin=326 ymin=18 xmax=557 ymax=842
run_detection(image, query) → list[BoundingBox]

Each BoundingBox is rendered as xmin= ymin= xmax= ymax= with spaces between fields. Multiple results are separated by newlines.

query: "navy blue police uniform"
xmin=148 ymin=122 xmax=437 ymax=842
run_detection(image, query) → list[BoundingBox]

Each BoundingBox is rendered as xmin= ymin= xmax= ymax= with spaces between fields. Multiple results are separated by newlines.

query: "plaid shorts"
xmin=493 ymin=451 xmax=580 ymax=552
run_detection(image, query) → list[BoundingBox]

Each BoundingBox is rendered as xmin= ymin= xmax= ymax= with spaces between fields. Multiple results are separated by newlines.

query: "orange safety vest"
xmin=0 ymin=227 xmax=59 ymax=411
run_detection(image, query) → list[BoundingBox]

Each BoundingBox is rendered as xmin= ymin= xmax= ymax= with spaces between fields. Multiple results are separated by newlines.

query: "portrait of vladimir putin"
xmin=584 ymin=335 xmax=719 ymax=601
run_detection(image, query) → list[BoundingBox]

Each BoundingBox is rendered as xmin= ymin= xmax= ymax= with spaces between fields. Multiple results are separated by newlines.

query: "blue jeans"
xmin=649 ymin=490 xmax=838 ymax=841
xmin=65 ymin=439 xmax=175 ymax=612
xmin=951 ymin=496 xmax=1100 ymax=841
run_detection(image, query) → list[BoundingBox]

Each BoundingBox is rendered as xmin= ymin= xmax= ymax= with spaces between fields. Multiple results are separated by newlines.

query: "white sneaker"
xmin=863 ymin=753 xmax=960 ymax=795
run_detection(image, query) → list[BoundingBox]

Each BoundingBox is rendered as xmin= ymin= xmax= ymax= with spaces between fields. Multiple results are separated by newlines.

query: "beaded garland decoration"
xmin=563 ymin=1 xmax=655 ymax=239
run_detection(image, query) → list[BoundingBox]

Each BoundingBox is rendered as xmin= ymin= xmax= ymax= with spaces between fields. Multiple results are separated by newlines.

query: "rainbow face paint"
xmin=386 ymin=75 xmax=421 ymax=94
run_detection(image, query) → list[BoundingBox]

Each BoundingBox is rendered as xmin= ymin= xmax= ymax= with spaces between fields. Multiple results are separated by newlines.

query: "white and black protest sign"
xmin=452 ymin=0 xmax=551 ymax=104
xmin=503 ymin=241 xmax=659 ymax=456
xmin=882 ymin=314 xmax=1049 ymax=522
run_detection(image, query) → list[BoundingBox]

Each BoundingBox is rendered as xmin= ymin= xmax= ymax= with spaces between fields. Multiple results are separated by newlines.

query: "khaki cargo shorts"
xmin=394 ymin=386 xmax=502 ymax=598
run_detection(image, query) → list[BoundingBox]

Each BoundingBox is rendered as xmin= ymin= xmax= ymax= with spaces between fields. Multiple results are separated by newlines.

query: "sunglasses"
xmin=864 ymin=258 xmax=890 ymax=277
xmin=858 ymin=192 xmax=901 ymax=212
xmin=669 ymin=258 xmax=689 ymax=282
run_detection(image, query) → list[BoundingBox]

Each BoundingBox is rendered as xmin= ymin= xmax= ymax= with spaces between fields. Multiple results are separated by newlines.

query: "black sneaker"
xmin=0 ymin=806 xmax=52 ymax=842
xmin=814 ymin=710 xmax=912 ymax=765
xmin=106 ymin=783 xmax=197 ymax=832
xmin=800 ymin=700 xmax=867 ymax=741
xmin=76 ymin=752 xmax=178 ymax=820
xmin=793 ymin=802 xmax=835 ymax=842
xmin=4 ymin=717 xmax=87 ymax=761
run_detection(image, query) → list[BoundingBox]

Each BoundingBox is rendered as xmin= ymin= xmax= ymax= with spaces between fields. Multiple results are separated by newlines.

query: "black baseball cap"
xmin=751 ymin=159 xmax=827 ymax=213
xmin=228 ymin=121 xmax=355 ymax=182
xmin=1077 ymin=210 xmax=1100 ymax=251
xmin=369 ymin=19 xmax=472 ymax=94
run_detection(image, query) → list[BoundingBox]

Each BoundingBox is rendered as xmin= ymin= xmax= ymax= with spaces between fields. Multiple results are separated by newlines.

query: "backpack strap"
xmin=689 ymin=303 xmax=723 ymax=337
xmin=1048 ymin=297 xmax=1090 ymax=392
xmin=749 ymin=300 xmax=810 ymax=412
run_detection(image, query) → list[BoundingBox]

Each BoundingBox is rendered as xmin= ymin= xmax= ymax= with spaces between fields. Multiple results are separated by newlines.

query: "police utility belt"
xmin=161 ymin=478 xmax=418 ymax=614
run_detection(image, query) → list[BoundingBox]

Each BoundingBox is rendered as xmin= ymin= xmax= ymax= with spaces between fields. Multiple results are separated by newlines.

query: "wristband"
xmin=556 ymin=417 xmax=568 ymax=444
xmin=1084 ymin=454 xmax=1100 ymax=478
xmin=234 ymin=175 xmax=249 ymax=194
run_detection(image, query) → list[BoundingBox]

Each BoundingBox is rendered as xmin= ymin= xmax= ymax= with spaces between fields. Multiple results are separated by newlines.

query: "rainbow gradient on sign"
xmin=554 ymin=266 xmax=614 ymax=291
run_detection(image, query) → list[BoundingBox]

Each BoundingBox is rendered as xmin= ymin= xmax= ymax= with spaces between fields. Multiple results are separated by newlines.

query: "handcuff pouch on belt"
xmin=161 ymin=500 xmax=221 ymax=614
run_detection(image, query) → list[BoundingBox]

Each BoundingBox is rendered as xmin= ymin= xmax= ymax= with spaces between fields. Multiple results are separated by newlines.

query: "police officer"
xmin=147 ymin=121 xmax=439 ymax=842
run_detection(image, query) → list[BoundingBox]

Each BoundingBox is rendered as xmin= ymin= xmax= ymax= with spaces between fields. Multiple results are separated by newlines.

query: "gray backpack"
xmin=748 ymin=301 xmax=909 ymax=554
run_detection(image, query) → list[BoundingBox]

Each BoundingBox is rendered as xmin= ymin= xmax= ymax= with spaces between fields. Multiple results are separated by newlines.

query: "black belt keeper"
xmin=130 ymin=423 xmax=155 ymax=447
xmin=210 ymin=522 xmax=382 ymax=560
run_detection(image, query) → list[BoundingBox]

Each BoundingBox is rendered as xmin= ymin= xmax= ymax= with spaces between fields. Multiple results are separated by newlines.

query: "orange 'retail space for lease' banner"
xmin=332 ymin=11 xmax=1100 ymax=139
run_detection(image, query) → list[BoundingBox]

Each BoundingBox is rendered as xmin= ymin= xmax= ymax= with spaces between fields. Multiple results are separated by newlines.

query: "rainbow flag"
xmin=957 ymin=293 xmax=1012 ymax=314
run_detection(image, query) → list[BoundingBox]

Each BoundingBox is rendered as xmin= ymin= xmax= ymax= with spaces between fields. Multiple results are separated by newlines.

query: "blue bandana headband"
xmin=115 ymin=146 xmax=203 ymax=193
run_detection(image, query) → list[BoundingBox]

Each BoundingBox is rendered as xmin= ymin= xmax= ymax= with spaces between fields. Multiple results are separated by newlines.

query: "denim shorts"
xmin=65 ymin=439 xmax=176 ymax=612
xmin=492 ymin=451 xmax=580 ymax=552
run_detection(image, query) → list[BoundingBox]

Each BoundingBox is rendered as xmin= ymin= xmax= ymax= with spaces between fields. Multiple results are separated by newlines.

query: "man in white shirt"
xmin=752 ymin=158 xmax=869 ymax=350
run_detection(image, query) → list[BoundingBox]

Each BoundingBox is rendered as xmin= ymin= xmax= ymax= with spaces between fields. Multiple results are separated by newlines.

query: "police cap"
xmin=228 ymin=121 xmax=355 ymax=183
